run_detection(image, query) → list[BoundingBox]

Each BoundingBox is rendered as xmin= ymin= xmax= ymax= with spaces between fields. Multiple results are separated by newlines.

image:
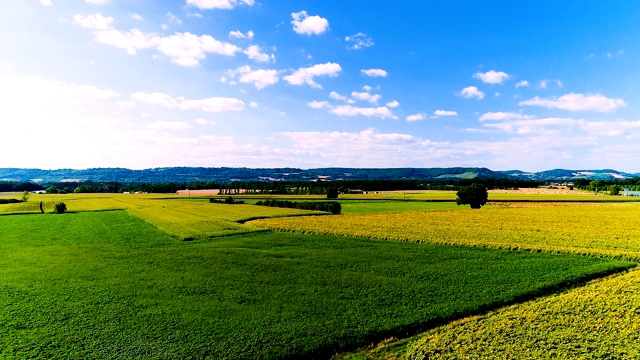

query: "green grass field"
xmin=0 ymin=206 xmax=634 ymax=358
xmin=3 ymin=193 xmax=640 ymax=359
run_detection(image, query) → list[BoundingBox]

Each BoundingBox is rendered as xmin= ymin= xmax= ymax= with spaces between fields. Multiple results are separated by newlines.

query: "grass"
xmin=252 ymin=203 xmax=640 ymax=261
xmin=0 ymin=210 xmax=633 ymax=359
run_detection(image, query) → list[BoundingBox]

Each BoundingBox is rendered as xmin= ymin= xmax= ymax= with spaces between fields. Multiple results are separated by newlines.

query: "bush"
xmin=53 ymin=202 xmax=67 ymax=214
xmin=209 ymin=197 xmax=245 ymax=204
xmin=255 ymin=199 xmax=341 ymax=214
xmin=456 ymin=183 xmax=488 ymax=209
xmin=0 ymin=199 xmax=22 ymax=205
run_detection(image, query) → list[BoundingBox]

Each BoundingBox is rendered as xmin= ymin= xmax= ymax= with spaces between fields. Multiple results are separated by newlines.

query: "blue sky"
xmin=2 ymin=1 xmax=639 ymax=171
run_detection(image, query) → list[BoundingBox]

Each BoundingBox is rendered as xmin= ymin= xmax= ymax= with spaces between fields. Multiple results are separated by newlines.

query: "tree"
xmin=326 ymin=188 xmax=339 ymax=199
xmin=609 ymin=185 xmax=621 ymax=196
xmin=21 ymin=190 xmax=29 ymax=202
xmin=53 ymin=202 xmax=67 ymax=214
xmin=590 ymin=180 xmax=602 ymax=194
xmin=456 ymin=183 xmax=488 ymax=209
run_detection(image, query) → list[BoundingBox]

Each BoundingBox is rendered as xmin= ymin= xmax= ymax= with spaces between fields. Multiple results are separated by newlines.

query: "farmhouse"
xmin=622 ymin=189 xmax=640 ymax=197
xmin=349 ymin=189 xmax=364 ymax=194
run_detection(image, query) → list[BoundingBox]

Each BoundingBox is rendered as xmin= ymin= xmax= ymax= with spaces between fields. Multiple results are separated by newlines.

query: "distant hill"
xmin=0 ymin=167 xmax=637 ymax=184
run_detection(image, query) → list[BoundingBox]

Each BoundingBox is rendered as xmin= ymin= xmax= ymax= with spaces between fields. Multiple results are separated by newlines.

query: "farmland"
xmin=2 ymin=191 xmax=640 ymax=358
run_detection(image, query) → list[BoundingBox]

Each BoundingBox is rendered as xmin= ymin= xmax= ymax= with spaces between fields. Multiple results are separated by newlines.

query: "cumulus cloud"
xmin=361 ymin=69 xmax=388 ymax=77
xmin=536 ymin=79 xmax=563 ymax=89
xmin=330 ymin=91 xmax=348 ymax=102
xmin=129 ymin=13 xmax=143 ymax=21
xmin=515 ymin=80 xmax=529 ymax=88
xmin=434 ymin=110 xmax=458 ymax=116
xmin=196 ymin=118 xmax=215 ymax=125
xmin=229 ymin=30 xmax=254 ymax=39
xmin=243 ymin=45 xmax=273 ymax=63
xmin=284 ymin=62 xmax=342 ymax=89
xmin=479 ymin=112 xmax=535 ymax=121
xmin=473 ymin=70 xmax=510 ymax=84
xmin=519 ymin=93 xmax=626 ymax=112
xmin=291 ymin=11 xmax=329 ymax=35
xmin=187 ymin=0 xmax=255 ymax=10
xmin=578 ymin=120 xmax=640 ymax=137
xmin=308 ymin=101 xmax=330 ymax=109
xmin=236 ymin=66 xmax=279 ymax=89
xmin=481 ymin=117 xmax=578 ymax=134
xmin=147 ymin=121 xmax=191 ymax=131
xmin=460 ymin=86 xmax=485 ymax=99
xmin=345 ymin=33 xmax=374 ymax=49
xmin=73 ymin=13 xmax=241 ymax=65
xmin=406 ymin=114 xmax=425 ymax=122
xmin=132 ymin=91 xmax=245 ymax=112
xmin=386 ymin=100 xmax=400 ymax=108
xmin=40 ymin=0 xmax=52 ymax=6
xmin=330 ymin=105 xmax=396 ymax=119
xmin=352 ymin=91 xmax=381 ymax=104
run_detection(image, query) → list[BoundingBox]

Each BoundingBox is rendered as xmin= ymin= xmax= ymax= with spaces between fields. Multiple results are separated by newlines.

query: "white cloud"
xmin=352 ymin=91 xmax=381 ymax=104
xmin=249 ymin=102 xmax=258 ymax=108
xmin=345 ymin=33 xmax=374 ymax=49
xmin=166 ymin=12 xmax=182 ymax=25
xmin=129 ymin=13 xmax=143 ymax=21
xmin=132 ymin=91 xmax=245 ymax=112
xmin=116 ymin=101 xmax=136 ymax=108
xmin=434 ymin=110 xmax=457 ymax=116
xmin=147 ymin=121 xmax=191 ymax=131
xmin=243 ymin=45 xmax=273 ymax=63
xmin=460 ymin=86 xmax=485 ymax=99
xmin=236 ymin=66 xmax=279 ymax=89
xmin=154 ymin=32 xmax=240 ymax=66
xmin=284 ymin=62 xmax=342 ymax=89
xmin=479 ymin=112 xmax=535 ymax=121
xmin=406 ymin=114 xmax=425 ymax=122
xmin=515 ymin=80 xmax=529 ymax=88
xmin=73 ymin=13 xmax=114 ymax=31
xmin=186 ymin=0 xmax=255 ymax=10
xmin=519 ymin=93 xmax=626 ymax=112
xmin=40 ymin=0 xmax=52 ymax=6
xmin=330 ymin=105 xmax=396 ymax=119
xmin=196 ymin=118 xmax=215 ymax=125
xmin=74 ymin=14 xmax=241 ymax=65
xmin=482 ymin=118 xmax=578 ymax=134
xmin=386 ymin=100 xmax=400 ymax=108
xmin=85 ymin=0 xmax=109 ymax=4
xmin=330 ymin=91 xmax=348 ymax=102
xmin=229 ymin=30 xmax=254 ymax=39
xmin=536 ymin=80 xmax=563 ymax=89
xmin=291 ymin=11 xmax=329 ymax=35
xmin=578 ymin=120 xmax=640 ymax=137
xmin=361 ymin=69 xmax=388 ymax=77
xmin=362 ymin=85 xmax=373 ymax=92
xmin=473 ymin=70 xmax=510 ymax=84
xmin=308 ymin=101 xmax=330 ymax=109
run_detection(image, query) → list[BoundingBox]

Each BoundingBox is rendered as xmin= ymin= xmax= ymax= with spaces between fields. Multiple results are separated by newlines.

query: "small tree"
xmin=53 ymin=202 xmax=67 ymax=214
xmin=609 ymin=185 xmax=621 ymax=196
xmin=326 ymin=188 xmax=339 ymax=199
xmin=21 ymin=190 xmax=29 ymax=202
xmin=456 ymin=183 xmax=488 ymax=209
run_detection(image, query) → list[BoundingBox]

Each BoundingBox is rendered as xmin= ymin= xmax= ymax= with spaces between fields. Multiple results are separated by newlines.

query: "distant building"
xmin=349 ymin=189 xmax=364 ymax=194
xmin=623 ymin=189 xmax=640 ymax=197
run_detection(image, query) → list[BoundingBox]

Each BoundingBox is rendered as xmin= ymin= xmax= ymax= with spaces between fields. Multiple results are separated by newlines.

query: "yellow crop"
xmin=251 ymin=204 xmax=640 ymax=261
xmin=406 ymin=268 xmax=640 ymax=359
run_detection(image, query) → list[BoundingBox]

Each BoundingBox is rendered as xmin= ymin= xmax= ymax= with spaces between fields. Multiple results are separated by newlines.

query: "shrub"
xmin=53 ymin=202 xmax=67 ymax=214
xmin=255 ymin=199 xmax=341 ymax=214
xmin=209 ymin=197 xmax=245 ymax=204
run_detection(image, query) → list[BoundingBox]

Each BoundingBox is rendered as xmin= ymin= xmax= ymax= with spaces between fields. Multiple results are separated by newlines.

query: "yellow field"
xmin=404 ymin=268 xmax=640 ymax=359
xmin=252 ymin=203 xmax=640 ymax=261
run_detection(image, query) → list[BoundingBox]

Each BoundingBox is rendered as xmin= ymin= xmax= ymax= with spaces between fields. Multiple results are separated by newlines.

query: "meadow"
xmin=1 ymin=191 xmax=640 ymax=359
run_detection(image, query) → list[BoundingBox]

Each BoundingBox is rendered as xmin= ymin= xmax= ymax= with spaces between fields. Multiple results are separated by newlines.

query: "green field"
xmin=2 ymin=193 xmax=640 ymax=358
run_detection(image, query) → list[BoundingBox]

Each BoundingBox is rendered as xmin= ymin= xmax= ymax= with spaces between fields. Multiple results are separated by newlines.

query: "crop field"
xmin=252 ymin=203 xmax=640 ymax=261
xmin=3 ymin=192 xmax=640 ymax=359
xmin=2 ymin=208 xmax=630 ymax=359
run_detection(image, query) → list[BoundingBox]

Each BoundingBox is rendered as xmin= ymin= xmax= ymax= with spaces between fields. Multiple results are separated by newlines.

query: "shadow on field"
xmin=284 ymin=265 xmax=636 ymax=360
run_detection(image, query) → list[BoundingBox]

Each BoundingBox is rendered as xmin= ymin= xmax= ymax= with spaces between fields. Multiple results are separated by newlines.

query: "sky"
xmin=1 ymin=1 xmax=639 ymax=172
